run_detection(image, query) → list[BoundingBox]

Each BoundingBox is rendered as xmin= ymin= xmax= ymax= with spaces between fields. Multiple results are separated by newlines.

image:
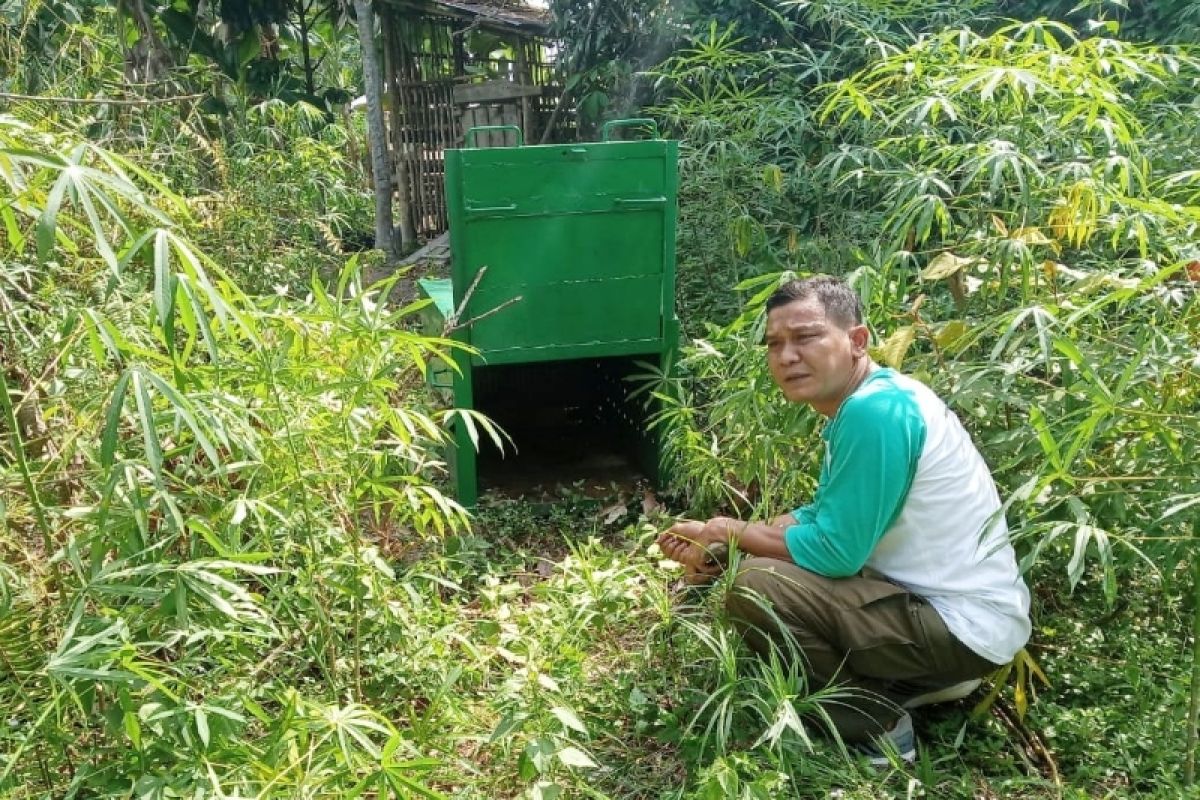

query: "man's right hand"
xmin=656 ymin=520 xmax=710 ymax=570
xmin=657 ymin=521 xmax=727 ymax=585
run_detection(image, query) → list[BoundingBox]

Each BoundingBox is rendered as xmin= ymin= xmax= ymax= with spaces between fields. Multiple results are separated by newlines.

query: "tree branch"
xmin=0 ymin=92 xmax=204 ymax=106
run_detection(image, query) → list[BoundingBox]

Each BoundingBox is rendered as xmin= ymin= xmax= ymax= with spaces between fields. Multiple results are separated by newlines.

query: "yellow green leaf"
xmin=732 ymin=216 xmax=753 ymax=257
xmin=1014 ymin=657 xmax=1028 ymax=720
xmin=763 ymin=164 xmax=784 ymax=192
xmin=1012 ymin=226 xmax=1061 ymax=254
xmin=873 ymin=325 xmax=917 ymax=369
xmin=935 ymin=320 xmax=969 ymax=349
xmin=921 ymin=251 xmax=977 ymax=280
xmin=1017 ymin=647 xmax=1051 ymax=687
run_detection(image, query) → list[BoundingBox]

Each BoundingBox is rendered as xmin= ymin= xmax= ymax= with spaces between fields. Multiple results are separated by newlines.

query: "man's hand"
xmin=657 ymin=522 xmax=729 ymax=566
xmin=657 ymin=520 xmax=712 ymax=569
xmin=660 ymin=515 xmax=795 ymax=566
xmin=657 ymin=520 xmax=728 ymax=585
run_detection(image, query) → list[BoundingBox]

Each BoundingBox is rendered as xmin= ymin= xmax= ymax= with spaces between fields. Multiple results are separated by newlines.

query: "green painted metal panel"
xmin=468 ymin=337 xmax=669 ymax=366
xmin=415 ymin=278 xmax=457 ymax=391
xmin=460 ymin=212 xmax=665 ymax=288
xmin=460 ymin=146 xmax=668 ymax=218
xmin=468 ymin=275 xmax=664 ymax=354
xmin=417 ymin=277 xmax=455 ymax=319
xmin=446 ymin=140 xmax=679 ymax=362
xmin=440 ymin=129 xmax=680 ymax=505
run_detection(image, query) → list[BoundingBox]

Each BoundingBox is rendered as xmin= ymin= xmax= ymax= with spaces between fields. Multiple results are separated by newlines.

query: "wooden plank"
xmin=400 ymin=231 xmax=452 ymax=267
xmin=453 ymin=80 xmax=543 ymax=104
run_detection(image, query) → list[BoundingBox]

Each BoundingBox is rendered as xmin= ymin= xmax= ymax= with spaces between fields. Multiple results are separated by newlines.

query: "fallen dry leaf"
xmin=599 ymin=500 xmax=627 ymax=525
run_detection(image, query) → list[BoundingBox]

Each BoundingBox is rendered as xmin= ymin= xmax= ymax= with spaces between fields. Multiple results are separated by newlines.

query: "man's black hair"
xmin=765 ymin=276 xmax=863 ymax=329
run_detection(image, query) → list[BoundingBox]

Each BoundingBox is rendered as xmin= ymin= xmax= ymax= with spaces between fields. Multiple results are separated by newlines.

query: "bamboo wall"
xmin=379 ymin=9 xmax=562 ymax=238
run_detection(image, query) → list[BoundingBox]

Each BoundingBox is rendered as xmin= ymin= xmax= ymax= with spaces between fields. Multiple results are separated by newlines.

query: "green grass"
xmin=336 ymin=497 xmax=1196 ymax=799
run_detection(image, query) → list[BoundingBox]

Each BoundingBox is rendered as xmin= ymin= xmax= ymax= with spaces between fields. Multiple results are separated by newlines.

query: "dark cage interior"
xmin=466 ymin=356 xmax=661 ymax=499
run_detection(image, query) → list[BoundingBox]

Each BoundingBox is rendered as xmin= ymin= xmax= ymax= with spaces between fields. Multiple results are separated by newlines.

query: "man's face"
xmin=765 ymin=297 xmax=868 ymax=415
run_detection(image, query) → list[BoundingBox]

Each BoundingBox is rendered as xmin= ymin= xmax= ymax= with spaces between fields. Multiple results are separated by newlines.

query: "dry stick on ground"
xmin=990 ymin=697 xmax=1061 ymax=787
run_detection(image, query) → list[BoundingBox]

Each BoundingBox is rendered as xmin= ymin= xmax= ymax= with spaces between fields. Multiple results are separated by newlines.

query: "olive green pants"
xmin=724 ymin=557 xmax=1000 ymax=743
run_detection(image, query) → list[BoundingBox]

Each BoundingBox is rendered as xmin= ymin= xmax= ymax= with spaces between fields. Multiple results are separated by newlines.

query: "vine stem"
xmin=0 ymin=372 xmax=54 ymax=556
xmin=1185 ymin=554 xmax=1200 ymax=786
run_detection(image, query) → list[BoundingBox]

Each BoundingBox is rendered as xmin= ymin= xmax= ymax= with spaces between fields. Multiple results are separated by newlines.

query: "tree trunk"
xmin=297 ymin=0 xmax=316 ymax=97
xmin=118 ymin=0 xmax=174 ymax=86
xmin=353 ymin=0 xmax=394 ymax=254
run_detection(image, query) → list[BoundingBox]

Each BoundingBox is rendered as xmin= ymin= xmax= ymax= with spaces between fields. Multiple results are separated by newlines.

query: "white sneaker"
xmin=853 ymin=712 xmax=917 ymax=766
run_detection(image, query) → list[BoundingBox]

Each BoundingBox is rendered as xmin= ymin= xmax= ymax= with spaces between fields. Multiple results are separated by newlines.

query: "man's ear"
xmin=849 ymin=324 xmax=870 ymax=355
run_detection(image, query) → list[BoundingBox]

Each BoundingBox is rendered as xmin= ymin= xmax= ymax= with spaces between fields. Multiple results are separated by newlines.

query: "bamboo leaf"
xmin=1019 ymin=648 xmax=1051 ymax=688
xmin=1014 ymin=657 xmax=1028 ymax=719
xmin=195 ymin=707 xmax=210 ymax=748
xmin=971 ymin=664 xmax=1009 ymax=720
xmin=75 ymin=181 xmax=118 ymax=272
xmin=101 ymin=370 xmax=131 ymax=469
xmin=140 ymin=370 xmax=220 ymax=466
xmin=36 ymin=166 xmax=72 ymax=260
xmin=130 ymin=368 xmax=164 ymax=481
xmin=153 ymin=230 xmax=177 ymax=355
xmin=1160 ymin=495 xmax=1200 ymax=521
xmin=1067 ymin=524 xmax=1094 ymax=589
xmin=1029 ymin=407 xmax=1063 ymax=474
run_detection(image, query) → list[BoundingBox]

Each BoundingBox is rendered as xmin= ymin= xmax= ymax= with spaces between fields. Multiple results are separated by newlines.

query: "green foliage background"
xmin=2 ymin=0 xmax=1199 ymax=798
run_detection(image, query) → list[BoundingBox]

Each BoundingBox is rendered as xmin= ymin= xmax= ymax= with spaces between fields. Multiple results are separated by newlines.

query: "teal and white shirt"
xmin=785 ymin=368 xmax=1031 ymax=665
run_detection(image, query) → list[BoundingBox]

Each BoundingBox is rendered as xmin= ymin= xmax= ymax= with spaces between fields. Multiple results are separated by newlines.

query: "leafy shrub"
xmin=0 ymin=114 xmax=466 ymax=797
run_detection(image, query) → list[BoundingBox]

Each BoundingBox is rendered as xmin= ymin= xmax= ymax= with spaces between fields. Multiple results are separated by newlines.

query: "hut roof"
xmin=385 ymin=0 xmax=551 ymax=36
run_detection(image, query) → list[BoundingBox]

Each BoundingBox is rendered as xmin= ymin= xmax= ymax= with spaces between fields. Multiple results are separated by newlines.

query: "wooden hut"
xmin=376 ymin=0 xmax=560 ymax=239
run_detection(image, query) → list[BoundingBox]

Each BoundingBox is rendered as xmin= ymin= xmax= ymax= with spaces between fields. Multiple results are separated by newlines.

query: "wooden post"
xmin=516 ymin=41 xmax=534 ymax=143
xmin=384 ymin=11 xmax=417 ymax=250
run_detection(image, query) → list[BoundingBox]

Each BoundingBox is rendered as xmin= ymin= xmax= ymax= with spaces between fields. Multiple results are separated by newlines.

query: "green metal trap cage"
xmin=419 ymin=119 xmax=679 ymax=505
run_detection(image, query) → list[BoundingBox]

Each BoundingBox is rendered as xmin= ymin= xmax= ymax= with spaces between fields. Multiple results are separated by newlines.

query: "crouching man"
xmin=658 ymin=276 xmax=1030 ymax=764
